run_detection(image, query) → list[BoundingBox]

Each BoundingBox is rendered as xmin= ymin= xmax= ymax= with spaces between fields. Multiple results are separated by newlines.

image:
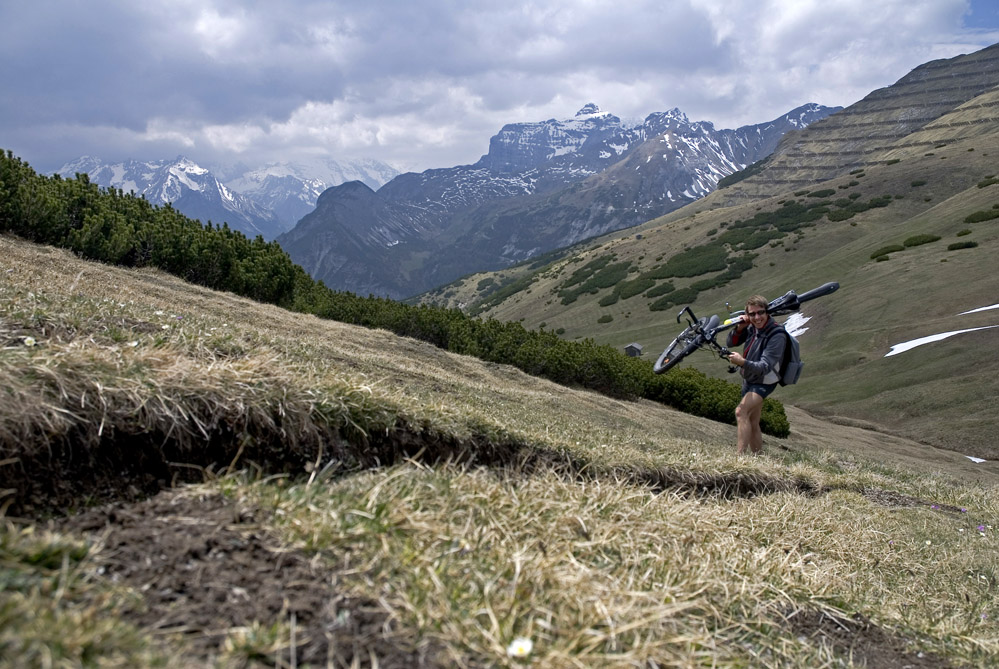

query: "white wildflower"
xmin=22 ymin=336 xmax=36 ymax=347
xmin=507 ymin=637 xmax=533 ymax=658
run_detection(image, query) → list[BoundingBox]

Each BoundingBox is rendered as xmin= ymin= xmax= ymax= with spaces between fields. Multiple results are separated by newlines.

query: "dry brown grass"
xmin=2 ymin=234 xmax=998 ymax=667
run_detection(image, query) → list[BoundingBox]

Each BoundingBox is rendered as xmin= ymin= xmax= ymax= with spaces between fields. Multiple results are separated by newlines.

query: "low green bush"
xmin=616 ymin=277 xmax=657 ymax=300
xmin=870 ymin=244 xmax=904 ymax=259
xmin=903 ymin=234 xmax=941 ymax=247
xmin=645 ymin=281 xmax=675 ymax=298
xmin=659 ymin=244 xmax=729 ymax=278
xmin=643 ymin=368 xmax=789 ymax=437
xmin=827 ymin=209 xmax=856 ymax=222
xmin=558 ymin=260 xmax=633 ymax=305
xmin=648 ymin=286 xmax=699 ymax=311
xmin=947 ymin=241 xmax=978 ymax=250
xmin=964 ymin=209 xmax=999 ymax=223
xmin=471 ymin=274 xmax=537 ymax=315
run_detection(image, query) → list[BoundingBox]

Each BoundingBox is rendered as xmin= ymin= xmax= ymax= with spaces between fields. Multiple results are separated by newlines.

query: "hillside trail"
xmin=781 ymin=405 xmax=999 ymax=485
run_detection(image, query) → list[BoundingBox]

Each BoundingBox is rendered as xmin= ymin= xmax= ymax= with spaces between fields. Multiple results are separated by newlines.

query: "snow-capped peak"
xmin=170 ymin=156 xmax=208 ymax=176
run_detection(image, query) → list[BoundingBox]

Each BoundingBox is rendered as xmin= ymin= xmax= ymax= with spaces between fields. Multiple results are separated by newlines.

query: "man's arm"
xmin=726 ymin=319 xmax=749 ymax=347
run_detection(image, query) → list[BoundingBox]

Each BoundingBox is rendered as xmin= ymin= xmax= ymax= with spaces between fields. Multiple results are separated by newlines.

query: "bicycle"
xmin=652 ymin=282 xmax=839 ymax=374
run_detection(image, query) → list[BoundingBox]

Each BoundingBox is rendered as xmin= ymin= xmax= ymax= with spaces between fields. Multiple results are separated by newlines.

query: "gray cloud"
xmin=1 ymin=0 xmax=996 ymax=174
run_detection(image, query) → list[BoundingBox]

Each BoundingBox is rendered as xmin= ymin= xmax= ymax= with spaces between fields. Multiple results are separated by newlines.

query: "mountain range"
xmin=277 ymin=102 xmax=839 ymax=299
xmin=57 ymin=156 xmax=399 ymax=241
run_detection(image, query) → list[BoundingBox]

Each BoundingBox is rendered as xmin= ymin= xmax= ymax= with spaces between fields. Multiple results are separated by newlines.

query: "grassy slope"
xmin=427 ymin=115 xmax=999 ymax=460
xmin=2 ymin=235 xmax=998 ymax=667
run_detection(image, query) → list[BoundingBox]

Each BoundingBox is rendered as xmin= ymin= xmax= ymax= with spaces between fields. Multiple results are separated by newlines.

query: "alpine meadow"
xmin=2 ymin=43 xmax=999 ymax=668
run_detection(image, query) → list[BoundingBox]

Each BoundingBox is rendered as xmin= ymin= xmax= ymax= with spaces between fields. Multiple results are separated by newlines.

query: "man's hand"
xmin=727 ymin=351 xmax=746 ymax=367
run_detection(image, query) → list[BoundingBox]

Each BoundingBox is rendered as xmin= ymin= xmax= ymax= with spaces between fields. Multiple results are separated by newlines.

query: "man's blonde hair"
xmin=745 ymin=295 xmax=768 ymax=310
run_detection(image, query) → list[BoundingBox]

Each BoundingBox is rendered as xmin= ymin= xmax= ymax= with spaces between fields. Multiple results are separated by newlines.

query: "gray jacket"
xmin=727 ymin=318 xmax=786 ymax=385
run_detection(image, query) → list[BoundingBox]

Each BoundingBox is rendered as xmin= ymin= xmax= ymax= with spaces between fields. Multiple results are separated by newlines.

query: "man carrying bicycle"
xmin=725 ymin=295 xmax=787 ymax=455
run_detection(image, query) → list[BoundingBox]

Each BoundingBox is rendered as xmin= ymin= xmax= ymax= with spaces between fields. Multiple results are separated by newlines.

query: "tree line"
xmin=0 ymin=150 xmax=789 ymax=436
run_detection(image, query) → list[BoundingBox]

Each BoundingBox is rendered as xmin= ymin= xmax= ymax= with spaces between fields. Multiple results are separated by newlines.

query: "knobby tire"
xmin=653 ymin=333 xmax=703 ymax=374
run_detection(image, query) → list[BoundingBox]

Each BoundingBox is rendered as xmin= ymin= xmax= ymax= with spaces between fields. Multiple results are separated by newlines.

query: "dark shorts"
xmin=742 ymin=382 xmax=778 ymax=399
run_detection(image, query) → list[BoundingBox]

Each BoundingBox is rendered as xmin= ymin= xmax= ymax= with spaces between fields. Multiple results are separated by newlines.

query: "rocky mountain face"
xmin=718 ymin=42 xmax=999 ymax=201
xmin=58 ymin=156 xmax=287 ymax=240
xmin=278 ymin=103 xmax=839 ymax=299
xmin=57 ymin=156 xmax=399 ymax=240
xmin=220 ymin=158 xmax=400 ymax=230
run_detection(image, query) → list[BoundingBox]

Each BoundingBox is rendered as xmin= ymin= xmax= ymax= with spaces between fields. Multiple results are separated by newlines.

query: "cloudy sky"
xmin=2 ymin=0 xmax=998 ymax=176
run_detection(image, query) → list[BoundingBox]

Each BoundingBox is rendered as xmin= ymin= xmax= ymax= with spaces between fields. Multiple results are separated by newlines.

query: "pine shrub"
xmin=870 ymin=244 xmax=905 ymax=259
xmin=963 ymin=209 xmax=999 ymax=223
xmin=903 ymin=234 xmax=941 ymax=247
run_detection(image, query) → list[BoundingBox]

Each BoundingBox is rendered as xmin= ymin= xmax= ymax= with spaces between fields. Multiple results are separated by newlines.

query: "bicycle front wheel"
xmin=653 ymin=330 xmax=703 ymax=374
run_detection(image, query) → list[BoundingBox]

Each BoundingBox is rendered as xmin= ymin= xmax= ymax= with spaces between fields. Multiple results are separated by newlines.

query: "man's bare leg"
xmin=735 ymin=391 xmax=764 ymax=455
xmin=750 ymin=412 xmax=764 ymax=453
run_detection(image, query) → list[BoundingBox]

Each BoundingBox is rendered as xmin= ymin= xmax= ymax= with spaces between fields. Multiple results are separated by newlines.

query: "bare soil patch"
xmin=56 ymin=489 xmax=446 ymax=667
xmin=786 ymin=609 xmax=958 ymax=669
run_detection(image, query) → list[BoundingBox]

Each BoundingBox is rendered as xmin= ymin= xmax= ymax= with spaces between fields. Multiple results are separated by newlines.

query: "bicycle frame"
xmin=673 ymin=306 xmax=739 ymax=360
